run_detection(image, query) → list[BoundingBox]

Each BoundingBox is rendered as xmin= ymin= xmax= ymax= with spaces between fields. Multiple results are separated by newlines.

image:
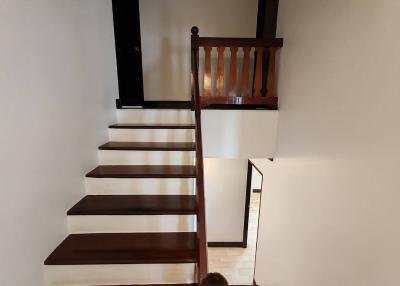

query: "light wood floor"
xmin=208 ymin=191 xmax=261 ymax=285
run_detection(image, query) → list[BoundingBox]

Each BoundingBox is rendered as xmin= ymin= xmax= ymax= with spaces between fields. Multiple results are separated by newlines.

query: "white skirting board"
xmin=109 ymin=128 xmax=195 ymax=142
xmin=85 ymin=177 xmax=196 ymax=195
xmin=98 ymin=150 xmax=195 ymax=165
xmin=117 ymin=109 xmax=194 ymax=124
xmin=67 ymin=214 xmax=196 ymax=233
xmin=44 ymin=263 xmax=196 ymax=285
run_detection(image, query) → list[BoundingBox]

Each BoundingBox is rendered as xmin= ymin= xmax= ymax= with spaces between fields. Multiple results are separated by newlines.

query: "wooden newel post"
xmin=266 ymin=47 xmax=277 ymax=97
xmin=191 ymin=26 xmax=200 ymax=108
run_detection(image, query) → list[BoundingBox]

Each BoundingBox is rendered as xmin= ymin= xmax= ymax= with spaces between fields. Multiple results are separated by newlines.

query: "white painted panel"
xmin=109 ymin=128 xmax=194 ymax=142
xmin=202 ymin=110 xmax=278 ymax=158
xmin=68 ymin=215 xmax=196 ymax=233
xmin=117 ymin=109 xmax=194 ymax=124
xmin=85 ymin=178 xmax=195 ymax=195
xmin=204 ymin=158 xmax=248 ymax=242
xmin=98 ymin=150 xmax=195 ymax=165
xmin=44 ymin=263 xmax=195 ymax=285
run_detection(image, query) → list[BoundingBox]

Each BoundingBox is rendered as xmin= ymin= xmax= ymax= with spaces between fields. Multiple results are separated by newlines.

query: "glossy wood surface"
xmin=241 ymin=47 xmax=251 ymax=97
xmin=203 ymin=46 xmax=212 ymax=97
xmin=200 ymin=95 xmax=277 ymax=109
xmin=99 ymin=142 xmax=196 ymax=151
xmin=109 ymin=123 xmax=195 ymax=129
xmin=192 ymin=28 xmax=283 ymax=108
xmin=253 ymin=47 xmax=264 ymax=97
xmin=68 ymin=195 xmax=197 ymax=215
xmin=216 ymin=47 xmax=225 ymax=96
xmin=191 ymin=26 xmax=208 ymax=281
xmin=44 ymin=232 xmax=198 ymax=265
xmin=229 ymin=47 xmax=238 ymax=95
xmin=267 ymin=47 xmax=277 ymax=97
xmin=193 ymin=37 xmax=283 ymax=48
xmin=86 ymin=165 xmax=196 ymax=178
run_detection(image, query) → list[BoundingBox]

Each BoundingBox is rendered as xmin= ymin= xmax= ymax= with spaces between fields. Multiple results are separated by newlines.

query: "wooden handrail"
xmin=192 ymin=37 xmax=283 ymax=48
xmin=191 ymin=26 xmax=208 ymax=282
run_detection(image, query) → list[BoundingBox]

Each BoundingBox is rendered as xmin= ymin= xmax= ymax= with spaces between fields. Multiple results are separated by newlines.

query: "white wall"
xmin=251 ymin=166 xmax=262 ymax=191
xmin=0 ymin=1 xmax=117 ymax=285
xmin=255 ymin=1 xmax=400 ymax=285
xmin=139 ymin=0 xmax=258 ymax=101
xmin=202 ymin=109 xmax=277 ymax=242
xmin=204 ymin=159 xmax=248 ymax=242
xmin=203 ymin=110 xmax=278 ymax=159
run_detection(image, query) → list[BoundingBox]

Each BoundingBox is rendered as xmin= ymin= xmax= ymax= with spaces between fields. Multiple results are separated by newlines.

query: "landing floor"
xmin=208 ymin=192 xmax=260 ymax=285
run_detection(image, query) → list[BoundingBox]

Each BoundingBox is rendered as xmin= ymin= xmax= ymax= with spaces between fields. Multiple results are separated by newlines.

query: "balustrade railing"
xmin=191 ymin=26 xmax=283 ymax=108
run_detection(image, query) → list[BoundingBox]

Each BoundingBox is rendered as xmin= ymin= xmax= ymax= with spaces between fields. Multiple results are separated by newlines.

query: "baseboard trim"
xmin=230 ymin=279 xmax=258 ymax=286
xmin=207 ymin=242 xmax=245 ymax=248
xmin=203 ymin=104 xmax=277 ymax=110
xmin=116 ymin=100 xmax=192 ymax=109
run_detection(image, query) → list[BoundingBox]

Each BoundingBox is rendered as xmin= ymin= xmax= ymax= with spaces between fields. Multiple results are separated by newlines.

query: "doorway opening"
xmin=207 ymin=160 xmax=264 ymax=285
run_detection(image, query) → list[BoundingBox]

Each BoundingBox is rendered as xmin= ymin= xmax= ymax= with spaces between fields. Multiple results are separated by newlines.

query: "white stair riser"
xmin=98 ymin=150 xmax=195 ymax=165
xmin=117 ymin=109 xmax=194 ymax=124
xmin=67 ymin=215 xmax=196 ymax=233
xmin=109 ymin=128 xmax=194 ymax=142
xmin=85 ymin=178 xmax=195 ymax=195
xmin=44 ymin=263 xmax=195 ymax=285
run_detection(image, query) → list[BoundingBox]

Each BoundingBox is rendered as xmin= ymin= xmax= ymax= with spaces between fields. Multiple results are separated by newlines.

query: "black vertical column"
xmin=256 ymin=0 xmax=279 ymax=96
xmin=112 ymin=0 xmax=144 ymax=108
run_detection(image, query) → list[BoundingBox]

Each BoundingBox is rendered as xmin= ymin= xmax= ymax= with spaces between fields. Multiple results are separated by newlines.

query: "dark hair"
xmin=200 ymin=272 xmax=229 ymax=286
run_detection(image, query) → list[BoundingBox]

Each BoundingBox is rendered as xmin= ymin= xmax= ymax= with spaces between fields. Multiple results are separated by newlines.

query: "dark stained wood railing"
xmin=191 ymin=27 xmax=283 ymax=109
xmin=191 ymin=26 xmax=208 ymax=282
xmin=190 ymin=26 xmax=283 ymax=282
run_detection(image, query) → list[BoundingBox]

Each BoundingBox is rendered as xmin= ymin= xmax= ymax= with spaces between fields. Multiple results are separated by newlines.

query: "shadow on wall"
xmin=142 ymin=1 xmax=191 ymax=101
xmin=139 ymin=0 xmax=258 ymax=101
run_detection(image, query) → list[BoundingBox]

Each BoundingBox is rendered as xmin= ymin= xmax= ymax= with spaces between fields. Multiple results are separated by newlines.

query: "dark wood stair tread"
xmin=67 ymin=195 xmax=197 ymax=215
xmin=109 ymin=123 xmax=195 ymax=129
xmin=99 ymin=142 xmax=195 ymax=151
xmin=86 ymin=165 xmax=196 ymax=178
xmin=44 ymin=232 xmax=198 ymax=265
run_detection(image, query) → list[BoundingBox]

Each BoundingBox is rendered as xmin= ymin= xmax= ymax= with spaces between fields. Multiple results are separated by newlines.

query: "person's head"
xmin=200 ymin=272 xmax=229 ymax=286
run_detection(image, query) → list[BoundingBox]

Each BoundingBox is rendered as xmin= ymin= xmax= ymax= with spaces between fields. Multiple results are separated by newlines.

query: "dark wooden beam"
xmin=256 ymin=0 xmax=279 ymax=39
xmin=256 ymin=0 xmax=280 ymax=97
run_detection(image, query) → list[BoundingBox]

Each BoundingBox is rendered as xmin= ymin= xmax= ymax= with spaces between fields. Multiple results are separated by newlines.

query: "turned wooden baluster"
xmin=253 ymin=47 xmax=265 ymax=97
xmin=267 ymin=47 xmax=277 ymax=97
xmin=216 ymin=47 xmax=225 ymax=96
xmin=229 ymin=47 xmax=238 ymax=96
xmin=241 ymin=47 xmax=251 ymax=97
xmin=203 ymin=46 xmax=212 ymax=97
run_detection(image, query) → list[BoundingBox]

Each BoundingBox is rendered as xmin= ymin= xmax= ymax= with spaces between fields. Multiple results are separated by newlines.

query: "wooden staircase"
xmin=44 ymin=108 xmax=207 ymax=286
xmin=43 ymin=26 xmax=283 ymax=285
